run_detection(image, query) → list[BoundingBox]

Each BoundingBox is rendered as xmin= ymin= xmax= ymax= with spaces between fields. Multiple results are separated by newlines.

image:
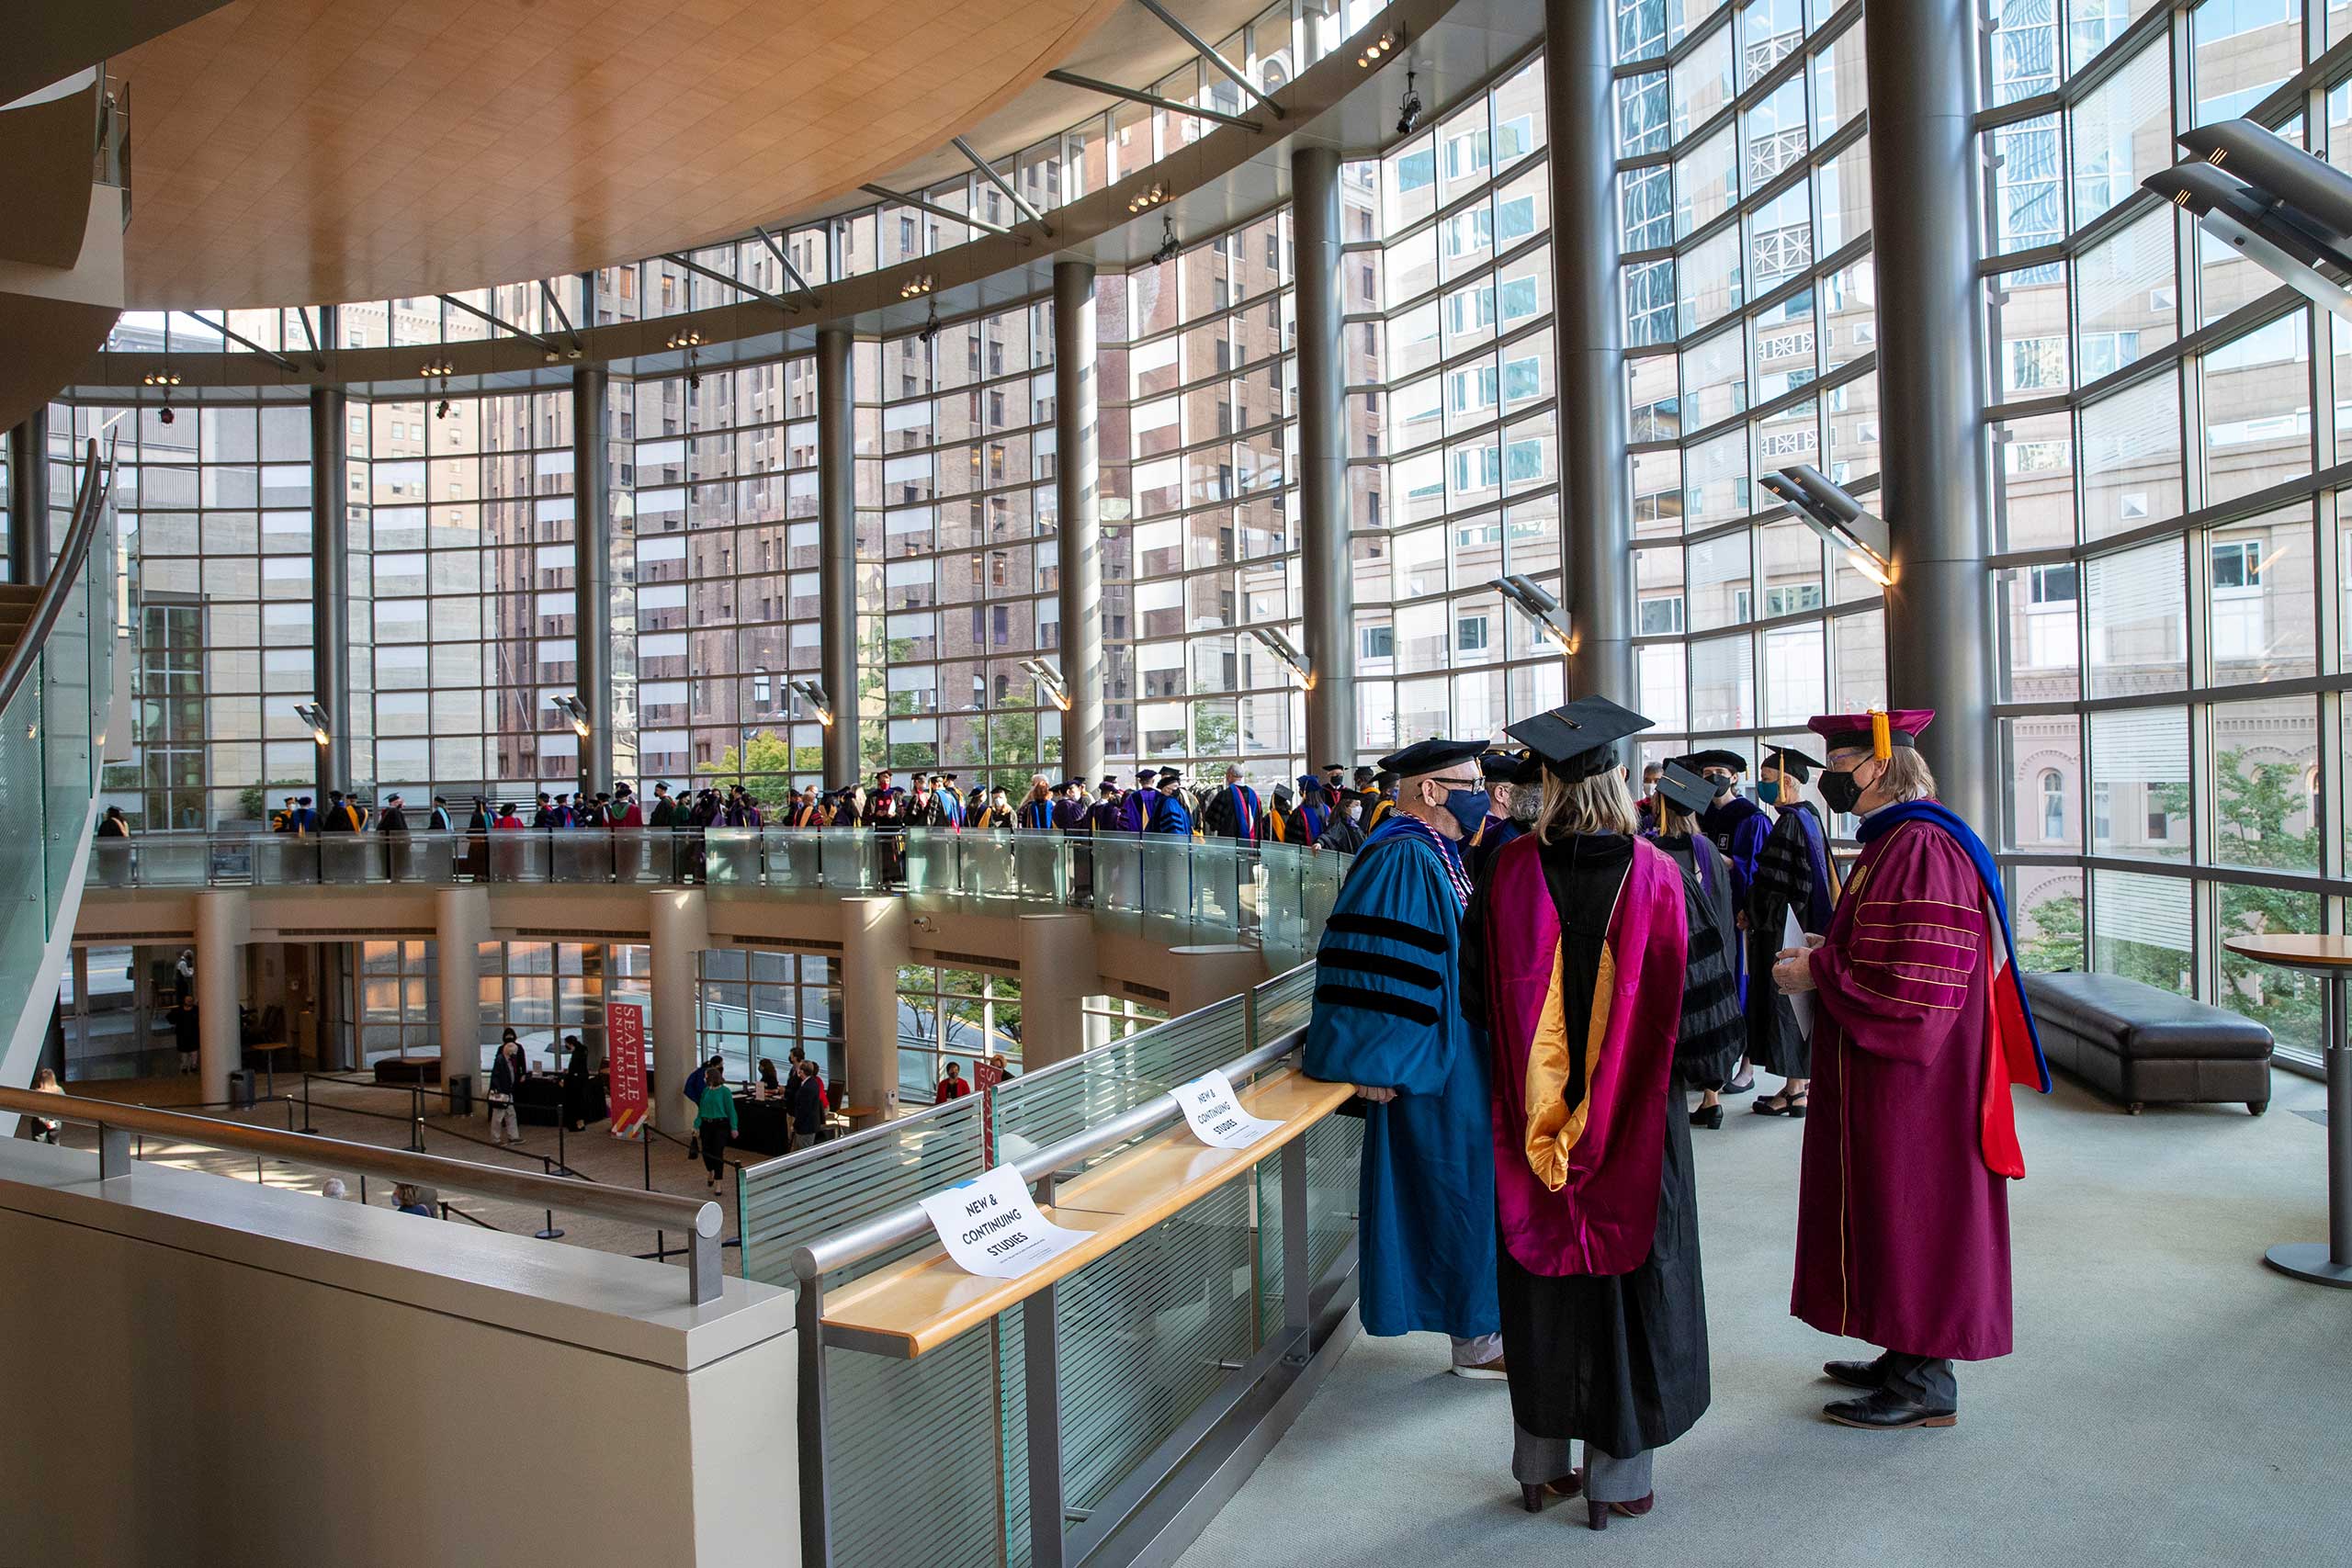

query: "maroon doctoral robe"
xmin=1792 ymin=817 xmax=2015 ymax=1361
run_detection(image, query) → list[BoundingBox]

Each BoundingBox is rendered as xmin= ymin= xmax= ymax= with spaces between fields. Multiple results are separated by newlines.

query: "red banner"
xmin=607 ymin=1001 xmax=648 ymax=1139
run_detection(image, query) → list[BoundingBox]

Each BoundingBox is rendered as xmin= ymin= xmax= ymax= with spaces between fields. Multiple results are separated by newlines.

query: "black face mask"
xmin=1818 ymin=768 xmax=1865 ymax=815
xmin=1704 ymin=773 xmax=1735 ymax=798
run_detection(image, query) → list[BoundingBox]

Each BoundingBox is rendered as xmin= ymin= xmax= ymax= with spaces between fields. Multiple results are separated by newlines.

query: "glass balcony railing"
xmin=1 ymin=439 xmax=119 ymax=1061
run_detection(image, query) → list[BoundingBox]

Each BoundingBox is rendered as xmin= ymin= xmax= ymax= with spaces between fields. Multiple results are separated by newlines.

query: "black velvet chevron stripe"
xmin=1317 ymin=946 xmax=1442 ymax=992
xmin=1314 ymin=982 xmax=1440 ymax=1027
xmin=1326 ymin=912 xmax=1448 ymax=953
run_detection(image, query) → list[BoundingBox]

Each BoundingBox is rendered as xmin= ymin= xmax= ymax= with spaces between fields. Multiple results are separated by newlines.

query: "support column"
xmin=838 ymin=896 xmax=910 ymax=1123
xmin=1547 ymin=0 xmax=1634 ymax=706
xmin=7 ymin=409 xmax=51 ymax=584
xmin=649 ymin=889 xmax=709 ymax=1138
xmin=1014 ymin=912 xmax=1096 ymax=1072
xmin=572 ymin=365 xmax=615 ymax=797
xmin=817 ymin=328 xmax=860 ymax=785
xmin=1054 ymin=261 xmax=1105 ymax=783
xmin=1292 ymin=144 xmax=1355 ymax=767
xmin=194 ymin=890 xmax=249 ymax=1106
xmin=1867 ymin=0 xmax=1995 ymax=828
xmin=310 ymin=387 xmax=350 ymax=802
xmin=434 ymin=886 xmax=490 ymax=1089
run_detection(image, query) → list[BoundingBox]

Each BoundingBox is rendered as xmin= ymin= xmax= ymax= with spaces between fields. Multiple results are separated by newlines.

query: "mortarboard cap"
xmin=1655 ymin=761 xmax=1715 ymax=818
xmin=1376 ymin=737 xmax=1487 ymax=777
xmin=1505 ymin=696 xmax=1656 ymax=782
xmin=1809 ymin=708 xmax=1934 ymax=761
xmin=1295 ymin=773 xmax=1320 ymax=792
xmin=1761 ymin=746 xmax=1825 ymax=782
xmin=1480 ymin=750 xmax=1543 ymax=785
xmin=1681 ymin=749 xmax=1749 ymax=774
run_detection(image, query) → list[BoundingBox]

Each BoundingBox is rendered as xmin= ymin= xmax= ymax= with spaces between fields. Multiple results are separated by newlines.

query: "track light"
xmin=1396 ymin=71 xmax=1424 ymax=136
xmin=663 ymin=330 xmax=704 ymax=351
xmin=293 ymin=702 xmax=333 ymax=747
xmin=1127 ymin=182 xmax=1170 ymax=214
xmin=1759 ymin=467 xmax=1896 ymax=588
xmin=420 ymin=358 xmax=455 ymax=378
xmin=1357 ymin=28 xmax=1400 ymax=67
xmin=435 ymin=398 xmax=451 ymax=420
xmin=141 ymin=370 xmax=183 ymax=388
xmin=1152 ymin=216 xmax=1180 ymax=266
xmin=899 ymin=274 xmax=934 ymax=299
xmin=1487 ymin=575 xmax=1576 ymax=654
xmin=919 ymin=300 xmax=940 ymax=345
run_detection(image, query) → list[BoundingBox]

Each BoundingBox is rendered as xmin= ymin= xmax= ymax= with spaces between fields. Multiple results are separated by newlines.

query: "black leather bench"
xmin=2022 ymin=971 xmax=2272 ymax=1115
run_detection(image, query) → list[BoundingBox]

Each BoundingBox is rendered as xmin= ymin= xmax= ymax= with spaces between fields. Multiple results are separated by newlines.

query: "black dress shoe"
xmin=1822 ymin=1359 xmax=1884 ymax=1391
xmin=1721 ymin=1071 xmax=1756 ymax=1095
xmin=1824 ymin=1390 xmax=1957 ymax=1429
xmin=1690 ymin=1102 xmax=1724 ymax=1130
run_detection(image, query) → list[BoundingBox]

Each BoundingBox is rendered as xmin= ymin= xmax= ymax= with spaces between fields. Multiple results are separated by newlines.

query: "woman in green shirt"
xmin=695 ymin=1062 xmax=740 ymax=1191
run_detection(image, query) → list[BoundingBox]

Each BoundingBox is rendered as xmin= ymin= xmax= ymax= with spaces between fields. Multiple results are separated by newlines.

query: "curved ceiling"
xmin=113 ymin=0 xmax=1128 ymax=310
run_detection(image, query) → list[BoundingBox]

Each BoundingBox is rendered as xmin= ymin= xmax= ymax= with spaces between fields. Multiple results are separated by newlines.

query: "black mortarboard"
xmin=1761 ymin=746 xmax=1824 ymax=782
xmin=1505 ymin=696 xmax=1656 ymax=781
xmin=1479 ymin=750 xmax=1542 ymax=785
xmin=1656 ymin=761 xmax=1714 ymax=818
xmin=1157 ymin=769 xmax=1182 ymax=784
xmin=1682 ymin=749 xmax=1749 ymax=774
xmin=1377 ymin=737 xmax=1487 ymax=776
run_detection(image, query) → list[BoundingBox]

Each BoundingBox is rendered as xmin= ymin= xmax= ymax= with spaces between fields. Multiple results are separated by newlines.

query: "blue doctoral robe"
xmin=1302 ymin=818 xmax=1499 ymax=1339
xmin=1699 ymin=795 xmax=1771 ymax=1006
xmin=1148 ymin=793 xmax=1193 ymax=835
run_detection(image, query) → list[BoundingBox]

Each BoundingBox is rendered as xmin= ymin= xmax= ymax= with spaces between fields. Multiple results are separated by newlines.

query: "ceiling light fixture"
xmin=1152 ymin=215 xmax=1180 ymax=266
xmin=2144 ymin=117 xmax=2352 ymax=325
xmin=899 ymin=274 xmax=934 ymax=300
xmin=1248 ymin=626 xmax=1314 ymax=689
xmin=1396 ymin=70 xmax=1424 ymax=136
xmin=1487 ymin=575 xmax=1576 ymax=654
xmin=919 ymin=299 xmax=940 ymax=346
xmin=1127 ymin=182 xmax=1170 ymax=214
xmin=140 ymin=370 xmax=184 ymax=388
xmin=663 ymin=330 xmax=704 ymax=351
xmin=293 ymin=701 xmax=333 ymax=747
xmin=548 ymin=693 xmax=593 ymax=739
xmin=1759 ymin=467 xmax=1896 ymax=588
xmin=1357 ymin=28 xmax=1401 ymax=67
xmin=786 ymin=679 xmax=835 ymax=727
xmin=1018 ymin=659 xmax=1073 ymax=712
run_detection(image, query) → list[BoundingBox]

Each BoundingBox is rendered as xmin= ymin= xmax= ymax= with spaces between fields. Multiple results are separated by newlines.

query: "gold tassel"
xmin=1870 ymin=708 xmax=1891 ymax=761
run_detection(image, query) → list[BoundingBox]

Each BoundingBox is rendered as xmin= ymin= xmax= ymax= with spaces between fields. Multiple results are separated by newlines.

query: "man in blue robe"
xmin=1304 ymin=735 xmax=1503 ymax=1378
xmin=1146 ymin=771 xmax=1193 ymax=835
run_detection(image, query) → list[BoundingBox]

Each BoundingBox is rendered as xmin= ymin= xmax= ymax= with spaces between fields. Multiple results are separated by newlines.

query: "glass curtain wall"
xmin=1982 ymin=0 xmax=2342 ymax=1065
xmin=1351 ymin=53 xmax=1566 ymax=756
xmin=857 ymin=299 xmax=1064 ymax=787
xmin=1614 ymin=0 xmax=1888 ymax=787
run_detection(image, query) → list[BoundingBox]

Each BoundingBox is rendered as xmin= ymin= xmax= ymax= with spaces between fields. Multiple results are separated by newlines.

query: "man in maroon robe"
xmin=1773 ymin=708 xmax=2048 ymax=1430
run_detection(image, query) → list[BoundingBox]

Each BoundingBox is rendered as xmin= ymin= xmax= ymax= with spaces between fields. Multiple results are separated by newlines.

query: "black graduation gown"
xmin=1744 ymin=802 xmax=1833 ymax=1077
xmin=1472 ymin=835 xmax=1712 ymax=1460
xmin=1656 ymin=832 xmax=1745 ymax=1089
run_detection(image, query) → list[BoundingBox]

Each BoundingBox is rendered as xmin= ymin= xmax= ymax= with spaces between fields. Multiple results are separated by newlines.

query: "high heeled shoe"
xmin=1518 ymin=1471 xmax=1581 ymax=1512
xmin=1689 ymin=1102 xmax=1724 ymax=1130
xmin=1586 ymin=1494 xmax=1655 ymax=1530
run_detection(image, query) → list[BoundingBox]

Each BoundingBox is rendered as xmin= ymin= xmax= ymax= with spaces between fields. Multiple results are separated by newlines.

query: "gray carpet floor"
xmin=1178 ymin=1071 xmax=2352 ymax=1567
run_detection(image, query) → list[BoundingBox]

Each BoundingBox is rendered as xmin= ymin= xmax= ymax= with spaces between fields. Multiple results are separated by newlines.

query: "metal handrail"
xmin=0 ymin=436 xmax=110 ymax=713
xmin=786 ymin=1027 xmax=1306 ymax=1283
xmin=0 ymin=1086 xmax=726 ymax=1306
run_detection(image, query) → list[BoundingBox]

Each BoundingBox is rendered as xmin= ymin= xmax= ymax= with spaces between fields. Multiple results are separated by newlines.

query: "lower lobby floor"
xmin=1179 ymin=1071 xmax=2350 ymax=1567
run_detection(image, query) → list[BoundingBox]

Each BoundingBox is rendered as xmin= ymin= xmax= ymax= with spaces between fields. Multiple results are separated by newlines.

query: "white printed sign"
xmin=1170 ymin=1069 xmax=1283 ymax=1150
xmin=918 ymin=1163 xmax=1089 ymax=1279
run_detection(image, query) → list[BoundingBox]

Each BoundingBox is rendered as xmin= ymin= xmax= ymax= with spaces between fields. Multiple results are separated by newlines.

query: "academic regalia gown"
xmin=1464 ymin=832 xmax=1710 ymax=1460
xmin=1303 ymin=817 xmax=1498 ymax=1339
xmin=1699 ymin=795 xmax=1770 ymax=1005
xmin=1465 ymin=817 xmax=1524 ymax=886
xmin=1653 ymin=831 xmax=1746 ymax=1089
xmin=1745 ymin=801 xmax=1836 ymax=1077
xmin=1792 ymin=807 xmax=2043 ymax=1362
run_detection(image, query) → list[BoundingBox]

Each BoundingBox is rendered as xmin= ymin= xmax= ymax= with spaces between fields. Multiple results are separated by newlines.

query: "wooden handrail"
xmin=816 ymin=1066 xmax=1353 ymax=1358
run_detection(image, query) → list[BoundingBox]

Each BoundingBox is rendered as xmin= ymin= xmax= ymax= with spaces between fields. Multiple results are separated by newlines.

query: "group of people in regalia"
xmin=1302 ymin=697 xmax=2051 ymax=1529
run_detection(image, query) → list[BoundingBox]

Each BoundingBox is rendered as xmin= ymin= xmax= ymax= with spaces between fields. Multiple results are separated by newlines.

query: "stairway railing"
xmin=1 ymin=436 xmax=117 ymax=1077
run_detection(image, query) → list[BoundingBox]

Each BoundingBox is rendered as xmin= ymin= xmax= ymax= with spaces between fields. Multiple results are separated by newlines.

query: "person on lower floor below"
xmin=1302 ymin=734 xmax=1500 ymax=1378
xmin=1772 ymin=708 xmax=2051 ymax=1430
xmin=1466 ymin=696 xmax=1717 ymax=1530
xmin=789 ymin=1059 xmax=827 ymax=1151
xmin=488 ymin=1030 xmax=526 ymax=1145
xmin=695 ymin=1061 xmax=739 ymax=1191
xmin=173 ymin=995 xmax=199 ymax=1077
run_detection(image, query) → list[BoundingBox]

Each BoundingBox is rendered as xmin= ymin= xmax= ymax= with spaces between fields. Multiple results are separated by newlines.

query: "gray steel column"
xmin=1292 ymin=144 xmax=1354 ymax=766
xmin=817 ymin=327 xmax=859 ymax=784
xmin=310 ymin=386 xmax=350 ymax=801
xmin=1054 ymin=260 xmax=1105 ymax=783
xmin=1547 ymin=0 xmax=1633 ymax=707
xmin=7 ymin=409 xmax=51 ymax=584
xmin=572 ymin=365 xmax=615 ymax=796
xmin=1867 ymin=0 xmax=1994 ymax=828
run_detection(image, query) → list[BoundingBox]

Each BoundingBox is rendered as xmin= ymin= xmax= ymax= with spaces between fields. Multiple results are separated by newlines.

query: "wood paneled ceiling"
xmin=114 ymin=0 xmax=1129 ymax=309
